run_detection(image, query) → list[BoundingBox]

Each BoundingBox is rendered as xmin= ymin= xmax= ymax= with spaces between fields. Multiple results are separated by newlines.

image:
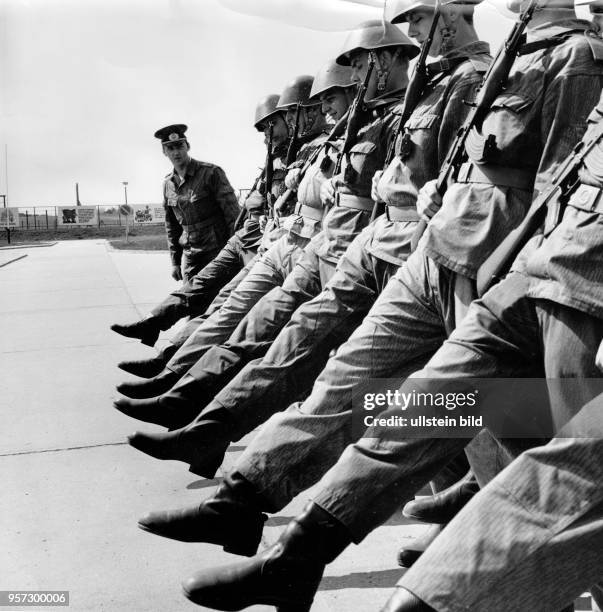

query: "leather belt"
xmin=295 ymin=203 xmax=323 ymax=221
xmin=386 ymin=205 xmax=420 ymax=222
xmin=567 ymin=183 xmax=603 ymax=213
xmin=456 ymin=162 xmax=534 ymax=191
xmin=335 ymin=193 xmax=374 ymax=211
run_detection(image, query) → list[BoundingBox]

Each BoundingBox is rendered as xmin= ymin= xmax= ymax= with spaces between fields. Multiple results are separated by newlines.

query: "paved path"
xmin=0 ymin=240 xmax=594 ymax=612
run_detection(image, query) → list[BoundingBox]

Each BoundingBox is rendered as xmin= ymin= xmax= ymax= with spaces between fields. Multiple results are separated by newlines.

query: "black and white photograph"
xmin=2 ymin=0 xmax=603 ymax=610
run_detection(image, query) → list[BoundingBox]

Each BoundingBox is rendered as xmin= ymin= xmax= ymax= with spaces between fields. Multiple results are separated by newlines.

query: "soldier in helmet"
xmin=154 ymin=125 xmax=241 ymax=283
xmin=109 ymin=96 xmax=285 ymax=367
xmin=111 ymin=72 xmax=334 ymax=405
xmin=160 ymin=1 xmax=603 ymax=609
xmin=124 ymin=0 xmax=492 ymax=569
xmin=114 ymin=29 xmax=419 ymax=460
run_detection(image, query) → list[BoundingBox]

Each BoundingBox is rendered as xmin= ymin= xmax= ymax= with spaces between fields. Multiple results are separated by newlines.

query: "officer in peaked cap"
xmin=154 ymin=123 xmax=241 ymax=283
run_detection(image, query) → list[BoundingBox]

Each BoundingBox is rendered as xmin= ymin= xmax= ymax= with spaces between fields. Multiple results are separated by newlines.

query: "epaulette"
xmin=585 ymin=31 xmax=603 ymax=62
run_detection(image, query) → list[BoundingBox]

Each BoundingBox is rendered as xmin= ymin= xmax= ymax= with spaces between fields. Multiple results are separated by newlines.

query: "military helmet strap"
xmin=371 ymin=47 xmax=402 ymax=92
xmin=438 ymin=4 xmax=457 ymax=55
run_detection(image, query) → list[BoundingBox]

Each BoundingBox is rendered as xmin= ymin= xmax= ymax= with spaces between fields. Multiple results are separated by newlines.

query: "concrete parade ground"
xmin=0 ymin=240 xmax=596 ymax=612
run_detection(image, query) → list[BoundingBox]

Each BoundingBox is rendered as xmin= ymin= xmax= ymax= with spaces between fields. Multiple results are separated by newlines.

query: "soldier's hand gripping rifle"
xmin=476 ymin=122 xmax=603 ymax=296
xmin=334 ymin=53 xmax=376 ymax=177
xmin=371 ymin=3 xmax=442 ymax=222
xmin=409 ymin=0 xmax=540 ymax=251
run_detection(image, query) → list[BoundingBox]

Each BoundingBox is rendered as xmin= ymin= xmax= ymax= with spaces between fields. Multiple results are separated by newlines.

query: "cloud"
xmin=217 ymin=0 xmax=383 ymax=31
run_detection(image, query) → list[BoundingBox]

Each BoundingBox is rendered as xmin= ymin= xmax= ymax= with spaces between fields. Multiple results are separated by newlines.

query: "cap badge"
xmin=169 ymin=133 xmax=180 ymax=141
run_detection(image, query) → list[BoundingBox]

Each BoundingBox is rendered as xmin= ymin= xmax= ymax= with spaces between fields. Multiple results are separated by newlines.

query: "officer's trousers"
xmin=164 ymin=232 xmax=317 ymax=375
xmin=399 ymin=403 xmax=603 ymax=612
xmin=149 ymin=234 xmax=256 ymax=332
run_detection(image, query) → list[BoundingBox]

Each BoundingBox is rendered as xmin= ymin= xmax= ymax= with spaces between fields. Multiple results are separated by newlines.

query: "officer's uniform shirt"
xmin=316 ymin=96 xmax=402 ymax=266
xmin=373 ymin=41 xmax=491 ymax=266
xmin=424 ymin=20 xmax=603 ymax=279
xmin=163 ymin=159 xmax=241 ymax=266
xmin=524 ymin=86 xmax=603 ymax=318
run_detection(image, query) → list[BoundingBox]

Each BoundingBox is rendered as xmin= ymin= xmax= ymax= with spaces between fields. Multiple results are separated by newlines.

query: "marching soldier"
xmin=157 ymin=2 xmax=603 ymax=610
xmin=155 ymin=124 xmax=241 ymax=281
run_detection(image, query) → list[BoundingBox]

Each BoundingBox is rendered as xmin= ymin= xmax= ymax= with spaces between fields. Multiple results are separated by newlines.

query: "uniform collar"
xmin=526 ymin=18 xmax=590 ymax=42
xmin=169 ymin=157 xmax=197 ymax=182
xmin=366 ymin=87 xmax=406 ymax=113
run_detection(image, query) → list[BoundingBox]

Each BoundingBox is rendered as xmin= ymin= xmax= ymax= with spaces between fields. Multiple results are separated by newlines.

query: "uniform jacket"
xmin=163 ymin=158 xmax=241 ymax=266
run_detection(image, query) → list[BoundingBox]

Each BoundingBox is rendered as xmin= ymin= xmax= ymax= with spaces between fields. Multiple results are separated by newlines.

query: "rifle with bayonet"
xmin=476 ymin=123 xmax=603 ymax=296
xmin=264 ymin=122 xmax=275 ymax=219
xmin=409 ymin=0 xmax=540 ymax=251
xmin=285 ymin=103 xmax=302 ymax=168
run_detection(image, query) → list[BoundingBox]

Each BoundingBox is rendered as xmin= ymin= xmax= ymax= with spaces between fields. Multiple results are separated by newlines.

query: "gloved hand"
xmin=320 ymin=178 xmax=336 ymax=206
xmin=416 ymin=179 xmax=442 ymax=222
xmin=171 ymin=264 xmax=183 ymax=282
xmin=596 ymin=339 xmax=603 ymax=372
xmin=371 ymin=170 xmax=384 ymax=203
xmin=285 ymin=168 xmax=302 ymax=191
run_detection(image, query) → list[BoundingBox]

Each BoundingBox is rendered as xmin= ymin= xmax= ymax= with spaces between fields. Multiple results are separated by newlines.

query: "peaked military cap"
xmin=154 ymin=124 xmax=188 ymax=144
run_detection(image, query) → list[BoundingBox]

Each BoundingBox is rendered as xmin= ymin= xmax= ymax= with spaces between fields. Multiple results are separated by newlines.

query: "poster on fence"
xmin=131 ymin=204 xmax=165 ymax=224
xmin=58 ymin=206 xmax=99 ymax=226
xmin=0 ymin=208 xmax=19 ymax=228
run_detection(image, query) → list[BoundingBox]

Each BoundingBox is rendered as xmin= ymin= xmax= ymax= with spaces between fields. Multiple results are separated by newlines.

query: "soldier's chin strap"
xmin=371 ymin=48 xmax=403 ymax=92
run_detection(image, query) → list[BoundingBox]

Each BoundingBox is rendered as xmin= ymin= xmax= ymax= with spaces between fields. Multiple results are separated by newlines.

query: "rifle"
xmin=334 ymin=54 xmax=376 ymax=176
xmin=476 ymin=123 xmax=603 ymax=296
xmin=285 ymin=103 xmax=302 ymax=168
xmin=273 ymin=110 xmax=351 ymax=214
xmin=372 ymin=3 xmax=442 ymax=223
xmin=265 ymin=122 xmax=275 ymax=218
xmin=409 ymin=0 xmax=539 ymax=251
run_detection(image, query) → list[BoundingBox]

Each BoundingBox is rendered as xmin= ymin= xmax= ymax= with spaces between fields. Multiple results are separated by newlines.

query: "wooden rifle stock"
xmin=409 ymin=0 xmax=539 ymax=252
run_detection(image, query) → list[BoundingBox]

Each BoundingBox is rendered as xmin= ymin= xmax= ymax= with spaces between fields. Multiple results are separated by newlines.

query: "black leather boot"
xmin=126 ymin=405 xmax=231 ymax=478
xmin=397 ymin=524 xmax=443 ymax=568
xmin=117 ymin=344 xmax=178 ymax=378
xmin=113 ymin=373 xmax=206 ymax=430
xmin=116 ymin=368 xmax=180 ymax=399
xmin=381 ymin=588 xmax=435 ymax=612
xmin=138 ymin=471 xmax=267 ymax=556
xmin=182 ymin=502 xmax=351 ymax=611
xmin=110 ymin=317 xmax=161 ymax=347
xmin=402 ymin=472 xmax=479 ymax=524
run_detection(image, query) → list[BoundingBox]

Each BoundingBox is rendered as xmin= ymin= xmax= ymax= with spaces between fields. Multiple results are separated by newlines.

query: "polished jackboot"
xmin=402 ymin=472 xmax=479 ymax=524
xmin=182 ymin=502 xmax=351 ymax=612
xmin=114 ymin=373 xmax=205 ymax=430
xmin=126 ymin=404 xmax=231 ymax=478
xmin=110 ymin=317 xmax=162 ymax=347
xmin=116 ymin=368 xmax=180 ymax=399
xmin=138 ymin=471 xmax=267 ymax=556
xmin=397 ymin=524 xmax=443 ymax=568
xmin=381 ymin=588 xmax=435 ymax=612
xmin=117 ymin=344 xmax=178 ymax=378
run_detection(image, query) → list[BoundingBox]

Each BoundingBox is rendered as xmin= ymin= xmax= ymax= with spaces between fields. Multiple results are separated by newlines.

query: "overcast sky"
xmin=0 ymin=0 xmax=559 ymax=207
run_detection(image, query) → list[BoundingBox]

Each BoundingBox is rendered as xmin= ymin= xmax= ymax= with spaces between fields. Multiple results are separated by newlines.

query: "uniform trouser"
xmin=233 ymin=247 xmax=475 ymax=509
xmin=150 ymin=235 xmax=252 ymax=331
xmin=196 ymin=223 xmax=410 ymax=446
xmin=305 ymin=271 xmax=603 ymax=543
xmin=165 ymin=233 xmax=317 ymax=375
xmin=399 ymin=402 xmax=603 ymax=612
xmin=181 ymin=247 xmax=222 ymax=283
xmin=167 ymin=258 xmax=258 ymax=350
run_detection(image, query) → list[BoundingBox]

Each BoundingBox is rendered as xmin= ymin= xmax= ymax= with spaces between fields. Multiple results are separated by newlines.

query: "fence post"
xmin=98 ymin=206 xmax=101 ymax=228
xmin=45 ymin=210 xmax=49 ymax=229
xmin=25 ymin=210 xmax=29 ymax=229
xmin=55 ymin=207 xmax=58 ymax=229
xmin=34 ymin=208 xmax=37 ymax=229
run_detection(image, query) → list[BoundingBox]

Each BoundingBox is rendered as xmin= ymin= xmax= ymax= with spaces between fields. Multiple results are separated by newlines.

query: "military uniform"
xmin=162 ymin=157 xmax=241 ymax=280
xmin=187 ymin=43 xmax=493 ymax=484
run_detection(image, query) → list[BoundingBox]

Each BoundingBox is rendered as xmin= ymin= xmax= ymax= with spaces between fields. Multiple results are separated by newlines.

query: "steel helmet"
xmin=507 ymin=0 xmax=573 ymax=12
xmin=390 ymin=0 xmax=484 ymax=22
xmin=335 ymin=20 xmax=420 ymax=66
xmin=309 ymin=61 xmax=355 ymax=102
xmin=276 ymin=75 xmax=318 ymax=110
xmin=254 ymin=94 xmax=281 ymax=131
